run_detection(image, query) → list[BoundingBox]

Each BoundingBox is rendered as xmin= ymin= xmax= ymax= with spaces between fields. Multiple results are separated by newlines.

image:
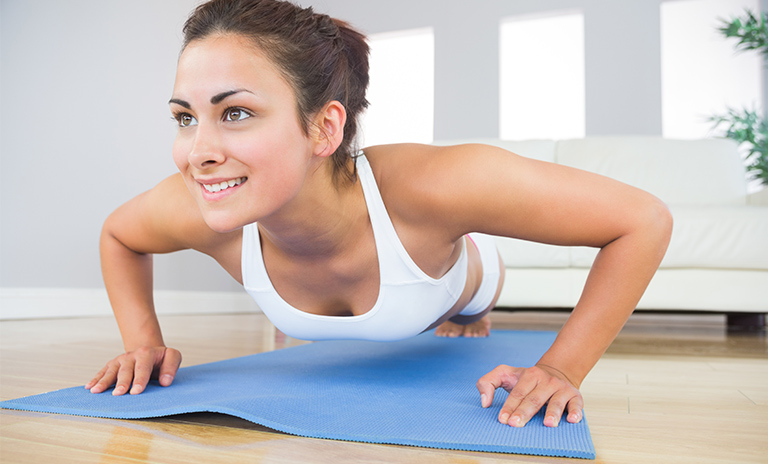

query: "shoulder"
xmin=363 ymin=142 xmax=528 ymax=191
xmin=361 ymin=143 xmax=530 ymax=239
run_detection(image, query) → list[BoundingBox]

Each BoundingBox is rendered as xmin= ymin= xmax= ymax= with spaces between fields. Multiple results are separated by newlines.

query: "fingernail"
xmin=130 ymin=384 xmax=141 ymax=395
xmin=546 ymin=416 xmax=559 ymax=427
xmin=511 ymin=416 xmax=522 ymax=427
xmin=481 ymin=394 xmax=488 ymax=408
xmin=499 ymin=413 xmax=510 ymax=424
xmin=160 ymin=374 xmax=173 ymax=386
xmin=112 ymin=386 xmax=125 ymax=396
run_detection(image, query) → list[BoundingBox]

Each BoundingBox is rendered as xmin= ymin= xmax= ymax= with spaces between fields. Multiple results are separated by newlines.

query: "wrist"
xmin=123 ymin=328 xmax=165 ymax=352
xmin=535 ymin=361 xmax=580 ymax=388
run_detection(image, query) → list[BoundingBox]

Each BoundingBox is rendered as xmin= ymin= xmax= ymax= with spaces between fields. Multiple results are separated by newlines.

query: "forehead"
xmin=174 ymin=34 xmax=293 ymax=101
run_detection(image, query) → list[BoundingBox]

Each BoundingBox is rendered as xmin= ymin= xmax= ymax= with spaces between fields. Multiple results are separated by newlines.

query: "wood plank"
xmin=1 ymin=311 xmax=766 ymax=463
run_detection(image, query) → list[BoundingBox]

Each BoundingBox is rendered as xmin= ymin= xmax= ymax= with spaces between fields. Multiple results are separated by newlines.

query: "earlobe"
xmin=313 ymin=101 xmax=347 ymax=158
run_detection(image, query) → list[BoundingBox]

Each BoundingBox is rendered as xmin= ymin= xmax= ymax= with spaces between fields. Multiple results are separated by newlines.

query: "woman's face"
xmin=170 ymin=34 xmax=318 ymax=233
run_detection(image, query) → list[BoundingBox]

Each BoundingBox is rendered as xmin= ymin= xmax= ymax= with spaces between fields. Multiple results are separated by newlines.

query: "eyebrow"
xmin=211 ymin=89 xmax=251 ymax=105
xmin=168 ymin=89 xmax=254 ymax=109
xmin=168 ymin=98 xmax=191 ymax=109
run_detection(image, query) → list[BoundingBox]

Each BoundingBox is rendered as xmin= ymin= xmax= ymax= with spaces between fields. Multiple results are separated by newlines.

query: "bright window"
xmin=661 ymin=0 xmax=762 ymax=139
xmin=499 ymin=12 xmax=586 ymax=140
xmin=359 ymin=28 xmax=434 ymax=147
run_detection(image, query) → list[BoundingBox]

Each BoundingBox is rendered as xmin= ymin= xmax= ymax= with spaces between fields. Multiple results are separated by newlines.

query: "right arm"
xmin=86 ymin=174 xmax=232 ymax=395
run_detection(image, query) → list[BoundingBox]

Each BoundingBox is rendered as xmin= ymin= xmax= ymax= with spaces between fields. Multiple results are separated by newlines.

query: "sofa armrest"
xmin=747 ymin=188 xmax=768 ymax=206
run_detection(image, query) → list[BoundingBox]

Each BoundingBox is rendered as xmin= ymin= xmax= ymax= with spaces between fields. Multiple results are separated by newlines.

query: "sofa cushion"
xmin=494 ymin=237 xmax=570 ymax=268
xmin=570 ymin=206 xmax=768 ymax=270
xmin=556 ymin=137 xmax=747 ymax=206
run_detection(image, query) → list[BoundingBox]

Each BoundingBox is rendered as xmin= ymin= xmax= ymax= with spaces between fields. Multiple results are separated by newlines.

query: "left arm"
xmin=379 ymin=143 xmax=673 ymax=427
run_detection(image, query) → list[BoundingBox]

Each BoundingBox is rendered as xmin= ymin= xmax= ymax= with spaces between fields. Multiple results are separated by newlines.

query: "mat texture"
xmin=1 ymin=330 xmax=595 ymax=459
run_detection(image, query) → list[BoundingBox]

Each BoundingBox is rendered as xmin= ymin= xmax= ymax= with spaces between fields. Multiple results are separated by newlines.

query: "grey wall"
xmin=0 ymin=0 xmax=241 ymax=292
xmin=308 ymin=0 xmax=663 ymax=139
xmin=0 ymin=0 xmax=739 ymax=291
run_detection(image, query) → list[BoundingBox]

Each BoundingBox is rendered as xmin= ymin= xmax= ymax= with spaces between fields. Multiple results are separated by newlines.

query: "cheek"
xmin=172 ymin=136 xmax=190 ymax=172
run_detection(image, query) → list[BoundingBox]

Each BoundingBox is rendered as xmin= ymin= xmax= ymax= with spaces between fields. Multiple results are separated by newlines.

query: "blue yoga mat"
xmin=1 ymin=330 xmax=595 ymax=459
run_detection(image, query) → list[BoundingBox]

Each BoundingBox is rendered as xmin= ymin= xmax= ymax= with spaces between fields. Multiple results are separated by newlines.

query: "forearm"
xmin=100 ymin=226 xmax=164 ymax=352
xmin=537 ymin=208 xmax=672 ymax=387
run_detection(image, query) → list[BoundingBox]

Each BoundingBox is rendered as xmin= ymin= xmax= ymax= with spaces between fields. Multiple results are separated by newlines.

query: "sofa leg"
xmin=726 ymin=313 xmax=767 ymax=332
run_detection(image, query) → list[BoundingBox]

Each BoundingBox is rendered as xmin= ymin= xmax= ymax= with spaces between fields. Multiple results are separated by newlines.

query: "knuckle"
xmin=500 ymin=402 xmax=515 ymax=414
xmin=546 ymin=399 xmax=565 ymax=413
xmin=524 ymin=394 xmax=545 ymax=410
xmin=492 ymin=365 xmax=512 ymax=378
xmin=97 ymin=378 xmax=112 ymax=387
xmin=134 ymin=346 xmax=152 ymax=357
xmin=547 ymin=376 xmax=565 ymax=389
xmin=527 ymin=365 xmax=544 ymax=376
xmin=117 ymin=360 xmax=134 ymax=372
xmin=508 ymin=389 xmax=528 ymax=401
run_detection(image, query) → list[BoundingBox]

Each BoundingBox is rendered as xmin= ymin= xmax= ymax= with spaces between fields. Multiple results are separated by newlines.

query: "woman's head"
xmin=182 ymin=0 xmax=369 ymax=184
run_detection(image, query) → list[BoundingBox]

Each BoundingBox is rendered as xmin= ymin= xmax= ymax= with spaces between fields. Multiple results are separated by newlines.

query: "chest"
xmin=261 ymin=226 xmax=380 ymax=316
xmin=257 ymin=220 xmax=465 ymax=317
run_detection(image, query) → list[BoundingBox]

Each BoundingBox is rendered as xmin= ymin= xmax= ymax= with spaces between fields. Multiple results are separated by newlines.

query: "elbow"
xmin=641 ymin=195 xmax=674 ymax=259
xmin=100 ymin=208 xmax=136 ymax=257
xmin=653 ymin=196 xmax=673 ymax=241
xmin=100 ymin=210 xmax=120 ymax=248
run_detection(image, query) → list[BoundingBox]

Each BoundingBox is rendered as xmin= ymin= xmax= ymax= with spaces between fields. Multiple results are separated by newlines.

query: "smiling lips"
xmin=202 ymin=177 xmax=247 ymax=193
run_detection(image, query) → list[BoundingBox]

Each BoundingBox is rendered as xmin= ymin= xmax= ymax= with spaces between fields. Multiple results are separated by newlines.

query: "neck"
xmin=257 ymin=160 xmax=365 ymax=260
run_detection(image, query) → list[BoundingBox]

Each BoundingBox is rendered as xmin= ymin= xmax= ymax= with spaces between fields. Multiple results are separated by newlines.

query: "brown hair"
xmin=182 ymin=0 xmax=370 ymax=184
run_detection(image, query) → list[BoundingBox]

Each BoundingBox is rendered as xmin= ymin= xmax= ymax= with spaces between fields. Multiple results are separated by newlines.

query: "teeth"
xmin=203 ymin=177 xmax=245 ymax=193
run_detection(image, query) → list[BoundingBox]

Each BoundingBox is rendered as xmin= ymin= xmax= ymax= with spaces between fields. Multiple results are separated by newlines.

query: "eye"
xmin=174 ymin=113 xmax=198 ymax=128
xmin=224 ymin=107 xmax=252 ymax=122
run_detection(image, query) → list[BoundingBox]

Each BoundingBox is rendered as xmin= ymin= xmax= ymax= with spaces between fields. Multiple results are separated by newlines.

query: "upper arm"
xmin=101 ymin=174 xmax=228 ymax=255
xmin=379 ymin=143 xmax=671 ymax=249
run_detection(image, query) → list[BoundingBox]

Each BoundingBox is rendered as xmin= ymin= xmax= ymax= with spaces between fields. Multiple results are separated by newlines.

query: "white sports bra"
xmin=241 ymin=153 xmax=469 ymax=341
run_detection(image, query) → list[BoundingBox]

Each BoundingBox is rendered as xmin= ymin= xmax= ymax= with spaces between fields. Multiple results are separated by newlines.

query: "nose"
xmin=188 ymin=124 xmax=225 ymax=169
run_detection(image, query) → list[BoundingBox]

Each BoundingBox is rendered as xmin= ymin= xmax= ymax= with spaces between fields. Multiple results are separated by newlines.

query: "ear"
xmin=311 ymin=100 xmax=347 ymax=158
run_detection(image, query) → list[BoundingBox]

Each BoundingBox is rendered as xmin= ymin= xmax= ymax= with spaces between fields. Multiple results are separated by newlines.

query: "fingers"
xmin=158 ymin=348 xmax=182 ymax=387
xmin=498 ymin=367 xmax=542 ymax=427
xmin=87 ymin=347 xmax=182 ymax=396
xmin=565 ymin=395 xmax=584 ymax=424
xmin=129 ymin=348 xmax=155 ymax=395
xmin=476 ymin=365 xmax=520 ymax=409
xmin=493 ymin=366 xmax=583 ymax=428
xmin=542 ymin=389 xmax=578 ymax=427
xmin=113 ymin=356 xmax=136 ymax=396
xmin=88 ymin=362 xmax=119 ymax=394
xmin=85 ymin=365 xmax=108 ymax=390
xmin=541 ymin=391 xmax=584 ymax=427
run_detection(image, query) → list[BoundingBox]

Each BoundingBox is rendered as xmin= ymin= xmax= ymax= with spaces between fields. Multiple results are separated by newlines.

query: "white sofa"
xmin=435 ymin=137 xmax=768 ymax=320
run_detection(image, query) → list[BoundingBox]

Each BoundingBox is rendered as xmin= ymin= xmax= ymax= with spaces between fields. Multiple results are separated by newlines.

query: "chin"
xmin=202 ymin=213 xmax=250 ymax=234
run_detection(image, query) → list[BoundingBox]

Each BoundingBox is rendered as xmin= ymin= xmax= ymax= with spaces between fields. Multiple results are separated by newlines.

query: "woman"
xmin=86 ymin=0 xmax=673 ymax=430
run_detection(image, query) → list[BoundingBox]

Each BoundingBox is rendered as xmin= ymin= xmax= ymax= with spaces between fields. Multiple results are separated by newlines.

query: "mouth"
xmin=201 ymin=177 xmax=247 ymax=193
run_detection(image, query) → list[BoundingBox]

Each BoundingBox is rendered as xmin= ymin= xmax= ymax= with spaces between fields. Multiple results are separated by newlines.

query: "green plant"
xmin=718 ymin=9 xmax=768 ymax=56
xmin=710 ymin=108 xmax=768 ymax=185
xmin=712 ymin=10 xmax=768 ymax=186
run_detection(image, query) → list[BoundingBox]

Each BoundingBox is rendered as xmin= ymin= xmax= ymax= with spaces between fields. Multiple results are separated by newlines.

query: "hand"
xmin=85 ymin=346 xmax=182 ymax=396
xmin=476 ymin=364 xmax=583 ymax=428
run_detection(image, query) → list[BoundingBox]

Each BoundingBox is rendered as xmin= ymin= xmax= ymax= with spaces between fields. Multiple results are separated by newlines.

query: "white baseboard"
xmin=0 ymin=288 xmax=262 ymax=320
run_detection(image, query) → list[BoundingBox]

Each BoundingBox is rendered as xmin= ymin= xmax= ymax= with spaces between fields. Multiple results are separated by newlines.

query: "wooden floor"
xmin=1 ymin=310 xmax=766 ymax=463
